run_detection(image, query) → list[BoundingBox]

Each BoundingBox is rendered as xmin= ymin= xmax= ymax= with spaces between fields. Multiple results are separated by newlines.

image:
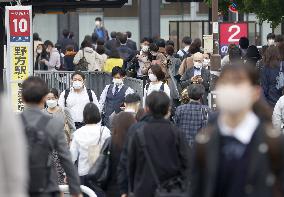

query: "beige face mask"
xmin=216 ymin=84 xmax=253 ymax=114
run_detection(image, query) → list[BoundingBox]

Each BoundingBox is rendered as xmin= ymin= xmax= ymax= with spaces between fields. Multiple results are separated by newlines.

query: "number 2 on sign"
xmin=12 ymin=18 xmax=28 ymax=33
xmin=228 ymin=25 xmax=240 ymax=42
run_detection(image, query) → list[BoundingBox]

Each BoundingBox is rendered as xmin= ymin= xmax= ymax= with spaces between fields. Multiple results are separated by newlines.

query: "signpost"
xmin=219 ymin=22 xmax=248 ymax=56
xmin=5 ymin=6 xmax=33 ymax=112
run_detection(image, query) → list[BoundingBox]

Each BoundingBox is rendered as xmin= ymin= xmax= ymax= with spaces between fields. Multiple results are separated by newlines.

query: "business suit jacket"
xmin=126 ymin=39 xmax=137 ymax=51
xmin=180 ymin=67 xmax=210 ymax=91
xmin=22 ymin=107 xmax=81 ymax=195
xmin=105 ymin=39 xmax=120 ymax=51
xmin=191 ymin=121 xmax=284 ymax=197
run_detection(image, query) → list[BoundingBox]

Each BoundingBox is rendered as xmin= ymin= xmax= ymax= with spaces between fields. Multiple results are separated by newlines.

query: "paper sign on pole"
xmin=5 ymin=6 xmax=33 ymax=112
xmin=203 ymin=35 xmax=213 ymax=54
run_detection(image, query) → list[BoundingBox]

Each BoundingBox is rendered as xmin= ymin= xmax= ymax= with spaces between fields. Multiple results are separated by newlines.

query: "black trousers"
xmin=80 ymin=175 xmax=106 ymax=197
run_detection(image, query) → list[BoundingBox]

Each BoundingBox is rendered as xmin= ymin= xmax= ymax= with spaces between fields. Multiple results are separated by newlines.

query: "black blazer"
xmin=126 ymin=39 xmax=137 ymax=51
xmin=180 ymin=67 xmax=210 ymax=91
xmin=191 ymin=121 xmax=284 ymax=197
xmin=128 ymin=118 xmax=191 ymax=197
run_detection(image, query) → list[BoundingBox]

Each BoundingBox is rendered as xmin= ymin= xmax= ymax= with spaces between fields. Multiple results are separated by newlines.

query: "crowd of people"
xmin=3 ymin=16 xmax=284 ymax=197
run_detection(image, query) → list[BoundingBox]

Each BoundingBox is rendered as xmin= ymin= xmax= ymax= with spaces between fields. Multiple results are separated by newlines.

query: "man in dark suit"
xmin=105 ymin=31 xmax=120 ymax=51
xmin=126 ymin=31 xmax=137 ymax=51
xmin=21 ymin=77 xmax=82 ymax=197
xmin=117 ymin=33 xmax=134 ymax=62
xmin=181 ymin=52 xmax=210 ymax=104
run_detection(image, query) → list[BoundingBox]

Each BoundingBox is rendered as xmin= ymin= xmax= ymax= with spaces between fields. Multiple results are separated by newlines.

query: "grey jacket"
xmin=0 ymin=95 xmax=28 ymax=197
xmin=22 ymin=107 xmax=81 ymax=195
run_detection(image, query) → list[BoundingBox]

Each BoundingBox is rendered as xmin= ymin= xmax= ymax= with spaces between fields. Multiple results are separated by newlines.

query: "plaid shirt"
xmin=174 ymin=102 xmax=210 ymax=146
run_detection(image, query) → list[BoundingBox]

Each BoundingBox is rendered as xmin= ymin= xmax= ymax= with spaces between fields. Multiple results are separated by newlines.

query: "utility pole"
xmin=210 ymin=0 xmax=221 ymax=109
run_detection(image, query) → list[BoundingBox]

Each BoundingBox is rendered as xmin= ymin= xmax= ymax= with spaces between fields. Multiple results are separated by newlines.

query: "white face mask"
xmin=113 ymin=78 xmax=123 ymax=85
xmin=203 ymin=59 xmax=210 ymax=66
xmin=37 ymin=49 xmax=43 ymax=54
xmin=46 ymin=100 xmax=58 ymax=109
xmin=141 ymin=45 xmax=149 ymax=53
xmin=194 ymin=61 xmax=203 ymax=69
xmin=268 ymin=39 xmax=275 ymax=46
xmin=95 ymin=21 xmax=101 ymax=27
xmin=73 ymin=81 xmax=83 ymax=90
xmin=216 ymin=84 xmax=253 ymax=114
xmin=149 ymin=73 xmax=158 ymax=82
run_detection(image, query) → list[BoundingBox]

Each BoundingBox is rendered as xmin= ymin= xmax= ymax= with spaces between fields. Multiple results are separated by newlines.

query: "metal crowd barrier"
xmin=33 ymin=71 xmax=144 ymax=99
xmin=59 ymin=185 xmax=97 ymax=197
xmin=2 ymin=69 xmax=144 ymax=100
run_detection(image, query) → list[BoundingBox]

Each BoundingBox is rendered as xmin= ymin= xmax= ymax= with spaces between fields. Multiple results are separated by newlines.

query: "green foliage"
xmin=204 ymin=0 xmax=284 ymax=28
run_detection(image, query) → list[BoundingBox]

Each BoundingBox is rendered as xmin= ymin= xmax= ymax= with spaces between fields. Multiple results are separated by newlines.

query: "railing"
xmin=59 ymin=185 xmax=97 ymax=197
xmin=3 ymin=69 xmax=144 ymax=99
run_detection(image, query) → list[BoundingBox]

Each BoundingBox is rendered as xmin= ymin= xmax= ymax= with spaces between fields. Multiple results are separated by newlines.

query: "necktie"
xmin=114 ymin=85 xmax=119 ymax=96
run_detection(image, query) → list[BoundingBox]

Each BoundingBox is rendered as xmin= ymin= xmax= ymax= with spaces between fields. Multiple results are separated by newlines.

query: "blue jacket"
xmin=261 ymin=64 xmax=282 ymax=107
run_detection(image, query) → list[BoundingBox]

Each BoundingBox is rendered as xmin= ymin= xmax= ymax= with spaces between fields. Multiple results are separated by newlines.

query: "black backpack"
xmin=21 ymin=115 xmax=53 ymax=193
xmin=75 ymin=50 xmax=89 ymax=71
xmin=64 ymin=88 xmax=93 ymax=107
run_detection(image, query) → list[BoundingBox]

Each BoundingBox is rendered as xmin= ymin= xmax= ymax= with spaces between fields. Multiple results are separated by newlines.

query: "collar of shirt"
xmin=184 ymin=46 xmax=190 ymax=52
xmin=70 ymin=86 xmax=87 ymax=93
xmin=218 ymin=111 xmax=260 ymax=144
xmin=112 ymin=83 xmax=124 ymax=93
xmin=124 ymin=108 xmax=136 ymax=113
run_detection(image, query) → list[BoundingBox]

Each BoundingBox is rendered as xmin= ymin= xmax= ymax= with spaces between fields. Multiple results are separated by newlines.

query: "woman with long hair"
xmin=105 ymin=112 xmax=136 ymax=197
xmin=261 ymin=45 xmax=282 ymax=106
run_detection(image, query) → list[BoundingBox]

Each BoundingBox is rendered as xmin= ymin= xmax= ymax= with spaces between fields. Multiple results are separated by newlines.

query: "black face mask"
xmin=148 ymin=53 xmax=156 ymax=61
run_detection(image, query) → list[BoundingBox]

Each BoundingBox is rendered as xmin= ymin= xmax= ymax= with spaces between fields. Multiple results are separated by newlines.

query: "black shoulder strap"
xmin=64 ymin=89 xmax=70 ymax=107
xmin=87 ymin=89 xmax=94 ymax=103
xmin=160 ymin=83 xmax=165 ymax=92
xmin=137 ymin=126 xmax=161 ymax=187
xmin=181 ymin=49 xmax=187 ymax=56
xmin=146 ymin=83 xmax=150 ymax=91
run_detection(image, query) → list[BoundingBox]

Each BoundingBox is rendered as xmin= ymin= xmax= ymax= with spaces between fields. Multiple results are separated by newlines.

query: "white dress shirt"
xmin=218 ymin=111 xmax=260 ymax=144
xmin=70 ymin=124 xmax=111 ymax=176
xmin=58 ymin=87 xmax=99 ymax=123
xmin=143 ymin=81 xmax=171 ymax=107
xmin=177 ymin=46 xmax=190 ymax=57
xmin=99 ymin=83 xmax=134 ymax=111
xmin=193 ymin=67 xmax=202 ymax=77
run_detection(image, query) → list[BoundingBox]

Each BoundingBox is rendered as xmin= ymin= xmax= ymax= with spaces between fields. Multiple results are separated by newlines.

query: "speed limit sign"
xmin=219 ymin=23 xmax=248 ymax=56
xmin=8 ymin=9 xmax=31 ymax=42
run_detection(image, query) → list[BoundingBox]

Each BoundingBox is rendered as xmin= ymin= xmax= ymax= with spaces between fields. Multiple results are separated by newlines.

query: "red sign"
xmin=9 ymin=10 xmax=31 ymax=42
xmin=220 ymin=23 xmax=248 ymax=45
xmin=219 ymin=23 xmax=248 ymax=55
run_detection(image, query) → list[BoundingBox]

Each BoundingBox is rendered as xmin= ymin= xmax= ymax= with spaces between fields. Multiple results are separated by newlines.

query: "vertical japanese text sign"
xmin=5 ymin=6 xmax=32 ymax=112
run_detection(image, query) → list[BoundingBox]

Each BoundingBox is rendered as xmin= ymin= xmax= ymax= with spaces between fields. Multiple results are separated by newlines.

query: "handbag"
xmin=87 ymin=126 xmax=104 ymax=167
xmin=87 ymin=137 xmax=111 ymax=189
xmin=136 ymin=128 xmax=188 ymax=197
xmin=276 ymin=61 xmax=284 ymax=90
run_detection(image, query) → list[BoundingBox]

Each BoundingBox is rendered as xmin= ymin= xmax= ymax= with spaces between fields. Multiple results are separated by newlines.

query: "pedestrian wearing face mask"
xmin=94 ymin=17 xmax=109 ymax=41
xmin=181 ymin=52 xmax=210 ymax=104
xmin=42 ymin=40 xmax=61 ymax=71
xmin=143 ymin=64 xmax=171 ymax=107
xmin=34 ymin=43 xmax=48 ymax=70
xmin=99 ymin=67 xmax=134 ymax=128
xmin=58 ymin=71 xmax=100 ymax=129
xmin=44 ymin=88 xmax=76 ymax=188
xmin=203 ymin=53 xmax=211 ymax=70
xmin=191 ymin=64 xmax=284 ymax=197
